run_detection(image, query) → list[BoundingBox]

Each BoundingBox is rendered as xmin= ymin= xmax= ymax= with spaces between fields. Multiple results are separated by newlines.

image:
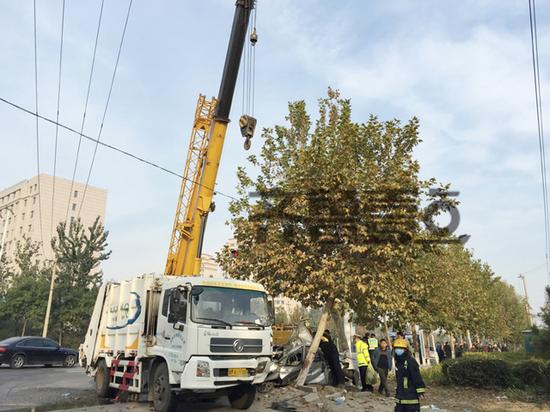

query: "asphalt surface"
xmin=0 ymin=365 xmax=95 ymax=411
xmin=0 ymin=366 xmax=263 ymax=411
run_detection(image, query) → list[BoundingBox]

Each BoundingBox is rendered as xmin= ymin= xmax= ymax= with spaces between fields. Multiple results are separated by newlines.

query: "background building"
xmin=200 ymin=253 xmax=225 ymax=278
xmin=0 ymin=174 xmax=107 ymax=261
xmin=274 ymin=295 xmax=302 ymax=315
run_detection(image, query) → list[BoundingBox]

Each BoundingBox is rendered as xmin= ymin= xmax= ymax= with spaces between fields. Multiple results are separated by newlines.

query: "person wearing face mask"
xmin=393 ymin=338 xmax=426 ymax=412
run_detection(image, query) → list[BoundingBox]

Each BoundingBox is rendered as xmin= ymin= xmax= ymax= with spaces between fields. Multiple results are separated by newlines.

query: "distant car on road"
xmin=0 ymin=336 xmax=78 ymax=369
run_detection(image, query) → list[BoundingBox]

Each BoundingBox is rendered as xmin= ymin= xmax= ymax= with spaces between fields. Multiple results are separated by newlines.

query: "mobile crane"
xmin=81 ymin=2 xmax=274 ymax=411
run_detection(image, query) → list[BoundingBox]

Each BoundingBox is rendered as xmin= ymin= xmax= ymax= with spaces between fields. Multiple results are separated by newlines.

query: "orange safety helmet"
xmin=393 ymin=337 xmax=408 ymax=349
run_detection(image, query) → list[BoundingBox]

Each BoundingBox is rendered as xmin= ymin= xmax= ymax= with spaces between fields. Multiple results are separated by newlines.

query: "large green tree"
xmin=50 ymin=217 xmax=111 ymax=346
xmin=0 ymin=238 xmax=50 ymax=336
xmin=219 ymin=90 xmax=448 ymax=383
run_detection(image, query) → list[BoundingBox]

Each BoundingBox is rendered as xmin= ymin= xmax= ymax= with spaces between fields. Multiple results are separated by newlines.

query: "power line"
xmin=78 ymin=0 xmax=133 ymax=218
xmin=528 ymin=0 xmax=550 ymax=283
xmin=0 ymin=97 xmax=239 ymax=203
xmin=50 ymin=0 xmax=66 ymax=239
xmin=33 ymin=0 xmax=46 ymax=257
xmin=65 ymin=0 xmax=105 ymax=224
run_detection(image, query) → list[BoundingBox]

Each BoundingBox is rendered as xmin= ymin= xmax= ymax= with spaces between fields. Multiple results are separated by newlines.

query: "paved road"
xmin=0 ymin=366 xmax=264 ymax=411
xmin=0 ymin=365 xmax=94 ymax=411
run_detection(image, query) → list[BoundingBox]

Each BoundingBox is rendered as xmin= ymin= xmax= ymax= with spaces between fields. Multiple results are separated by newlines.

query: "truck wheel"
xmin=152 ymin=363 xmax=177 ymax=412
xmin=95 ymin=359 xmax=115 ymax=398
xmin=228 ymin=383 xmax=256 ymax=410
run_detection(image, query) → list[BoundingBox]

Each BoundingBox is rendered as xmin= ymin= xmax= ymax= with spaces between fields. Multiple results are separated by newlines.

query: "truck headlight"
xmin=196 ymin=360 xmax=210 ymax=377
xmin=256 ymin=360 xmax=267 ymax=373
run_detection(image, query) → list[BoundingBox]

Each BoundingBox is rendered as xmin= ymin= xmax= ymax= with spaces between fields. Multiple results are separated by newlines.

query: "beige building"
xmin=200 ymin=253 xmax=225 ymax=278
xmin=274 ymin=295 xmax=302 ymax=316
xmin=0 ymin=174 xmax=107 ymax=261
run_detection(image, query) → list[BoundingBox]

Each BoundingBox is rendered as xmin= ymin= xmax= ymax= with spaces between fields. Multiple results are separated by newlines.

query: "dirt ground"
xmin=254 ymin=384 xmax=550 ymax=412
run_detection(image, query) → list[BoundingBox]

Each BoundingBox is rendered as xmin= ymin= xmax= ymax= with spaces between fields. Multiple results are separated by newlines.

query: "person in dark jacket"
xmin=435 ymin=342 xmax=445 ymax=363
xmin=443 ymin=341 xmax=452 ymax=360
xmin=393 ymin=337 xmax=426 ymax=412
xmin=319 ymin=330 xmax=345 ymax=387
xmin=372 ymin=338 xmax=392 ymax=396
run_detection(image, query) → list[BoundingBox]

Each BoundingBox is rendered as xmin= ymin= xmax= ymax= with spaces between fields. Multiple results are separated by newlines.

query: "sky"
xmin=1 ymin=0 xmax=550 ymax=314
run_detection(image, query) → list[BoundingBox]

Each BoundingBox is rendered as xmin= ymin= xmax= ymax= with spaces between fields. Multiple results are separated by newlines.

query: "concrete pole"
xmin=0 ymin=208 xmax=14 ymax=262
xmin=518 ymin=274 xmax=533 ymax=326
xmin=42 ymin=265 xmax=56 ymax=337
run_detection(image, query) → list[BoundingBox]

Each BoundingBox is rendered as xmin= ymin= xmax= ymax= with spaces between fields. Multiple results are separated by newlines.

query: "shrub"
xmin=511 ymin=359 xmax=547 ymax=388
xmin=443 ymin=356 xmax=511 ymax=388
xmin=422 ymin=363 xmax=448 ymax=386
xmin=439 ymin=354 xmax=550 ymax=393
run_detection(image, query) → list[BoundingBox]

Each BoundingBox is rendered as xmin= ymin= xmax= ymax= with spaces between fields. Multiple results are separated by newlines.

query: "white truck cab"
xmin=81 ymin=274 xmax=274 ymax=411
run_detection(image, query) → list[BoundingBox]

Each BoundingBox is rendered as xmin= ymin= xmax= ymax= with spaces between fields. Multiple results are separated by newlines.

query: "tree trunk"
xmin=21 ymin=318 xmax=27 ymax=336
xmin=59 ymin=326 xmax=63 ymax=345
xmin=295 ymin=299 xmax=333 ymax=387
xmin=430 ymin=332 xmax=438 ymax=364
xmin=450 ymin=333 xmax=456 ymax=359
xmin=466 ymin=330 xmax=472 ymax=349
xmin=331 ymin=309 xmax=349 ymax=354
xmin=412 ymin=324 xmax=421 ymax=363
xmin=384 ymin=319 xmax=392 ymax=349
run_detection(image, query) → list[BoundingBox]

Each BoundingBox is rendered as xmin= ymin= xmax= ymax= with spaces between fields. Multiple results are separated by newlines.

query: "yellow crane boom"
xmin=165 ymin=0 xmax=255 ymax=276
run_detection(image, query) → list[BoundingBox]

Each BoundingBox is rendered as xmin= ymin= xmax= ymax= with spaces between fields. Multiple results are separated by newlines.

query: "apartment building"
xmin=274 ymin=295 xmax=302 ymax=316
xmin=0 ymin=174 xmax=107 ymax=261
xmin=200 ymin=253 xmax=225 ymax=278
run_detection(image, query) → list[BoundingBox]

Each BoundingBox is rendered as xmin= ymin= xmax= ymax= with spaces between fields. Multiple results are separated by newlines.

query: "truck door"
xmin=156 ymin=288 xmax=187 ymax=370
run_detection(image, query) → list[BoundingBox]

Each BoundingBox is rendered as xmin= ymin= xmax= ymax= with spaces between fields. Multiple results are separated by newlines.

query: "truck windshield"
xmin=190 ymin=286 xmax=271 ymax=327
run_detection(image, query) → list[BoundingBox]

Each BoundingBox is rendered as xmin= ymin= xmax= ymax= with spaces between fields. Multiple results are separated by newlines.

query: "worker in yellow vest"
xmin=354 ymin=334 xmax=373 ymax=392
xmin=367 ymin=333 xmax=379 ymax=364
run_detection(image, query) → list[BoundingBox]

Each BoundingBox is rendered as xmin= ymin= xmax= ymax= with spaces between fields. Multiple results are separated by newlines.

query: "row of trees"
xmin=0 ymin=217 xmax=110 ymax=348
xmin=218 ymin=90 xmax=529 ymax=380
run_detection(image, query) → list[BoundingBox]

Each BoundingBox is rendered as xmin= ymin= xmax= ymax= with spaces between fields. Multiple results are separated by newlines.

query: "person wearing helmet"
xmin=393 ymin=337 xmax=426 ymax=411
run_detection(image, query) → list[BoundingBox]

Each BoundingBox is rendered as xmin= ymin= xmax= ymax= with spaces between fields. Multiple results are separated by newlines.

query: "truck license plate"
xmin=228 ymin=368 xmax=247 ymax=377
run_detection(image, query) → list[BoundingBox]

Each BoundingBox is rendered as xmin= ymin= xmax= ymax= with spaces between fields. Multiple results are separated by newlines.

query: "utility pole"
xmin=42 ymin=266 xmax=56 ymax=338
xmin=0 ymin=208 xmax=14 ymax=262
xmin=518 ymin=274 xmax=533 ymax=326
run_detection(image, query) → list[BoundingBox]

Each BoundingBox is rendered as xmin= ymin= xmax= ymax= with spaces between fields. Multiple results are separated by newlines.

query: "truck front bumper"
xmin=180 ymin=356 xmax=271 ymax=391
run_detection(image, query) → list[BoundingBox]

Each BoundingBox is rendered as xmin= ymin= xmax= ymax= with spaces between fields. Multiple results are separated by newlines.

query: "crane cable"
xmin=0 ymin=97 xmax=239 ymax=203
xmin=528 ymin=0 xmax=550 ymax=283
xmin=64 ymin=0 xmax=105 ymax=225
xmin=50 ymin=0 xmax=66 ymax=240
xmin=78 ymin=0 xmax=134 ymax=219
xmin=241 ymin=2 xmax=257 ymax=117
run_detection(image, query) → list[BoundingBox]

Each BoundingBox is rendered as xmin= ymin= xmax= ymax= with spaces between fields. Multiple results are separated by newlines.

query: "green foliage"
xmin=218 ymin=89 xmax=447 ymax=323
xmin=0 ymin=238 xmax=50 ymax=336
xmin=422 ymin=363 xmax=448 ymax=386
xmin=443 ymin=356 xmax=512 ymax=388
xmin=441 ymin=354 xmax=550 ymax=393
xmin=533 ymin=286 xmax=550 ymax=358
xmin=49 ymin=217 xmax=110 ymax=347
xmin=413 ymin=245 xmax=529 ymax=343
xmin=511 ymin=359 xmax=548 ymax=388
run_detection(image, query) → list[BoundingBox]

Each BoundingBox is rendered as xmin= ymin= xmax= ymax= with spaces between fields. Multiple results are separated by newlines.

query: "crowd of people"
xmin=319 ymin=330 xmax=426 ymax=412
xmin=435 ymin=340 xmax=509 ymax=362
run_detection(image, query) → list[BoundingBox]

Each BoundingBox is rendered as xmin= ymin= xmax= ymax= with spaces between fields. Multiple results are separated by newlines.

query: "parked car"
xmin=0 ymin=336 xmax=78 ymax=369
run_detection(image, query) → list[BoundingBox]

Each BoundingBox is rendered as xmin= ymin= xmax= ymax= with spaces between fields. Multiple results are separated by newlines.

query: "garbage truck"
xmin=80 ymin=274 xmax=274 ymax=411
